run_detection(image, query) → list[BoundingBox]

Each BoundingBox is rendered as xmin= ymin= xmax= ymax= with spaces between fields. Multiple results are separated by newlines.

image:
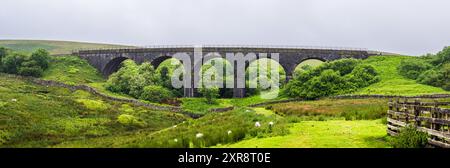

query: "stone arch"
xmin=102 ymin=57 xmax=130 ymax=77
xmin=293 ymin=58 xmax=326 ymax=74
xmin=195 ymin=54 xmax=235 ymax=98
xmin=245 ymin=58 xmax=287 ymax=89
xmin=151 ymin=55 xmax=173 ymax=69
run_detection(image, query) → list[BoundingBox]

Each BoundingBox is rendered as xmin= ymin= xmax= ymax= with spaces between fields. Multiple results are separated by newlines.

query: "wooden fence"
xmin=387 ymin=98 xmax=450 ymax=148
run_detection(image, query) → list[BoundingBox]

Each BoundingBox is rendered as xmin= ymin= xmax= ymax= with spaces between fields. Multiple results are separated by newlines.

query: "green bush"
xmin=140 ymin=85 xmax=173 ymax=103
xmin=398 ymin=59 xmax=432 ymax=80
xmin=0 ymin=47 xmax=10 ymax=71
xmin=417 ymin=69 xmax=444 ymax=87
xmin=18 ymin=60 xmax=44 ymax=77
xmin=199 ymin=87 xmax=220 ymax=104
xmin=284 ymin=59 xmax=379 ymax=99
xmin=106 ymin=60 xmax=139 ymax=94
xmin=2 ymin=52 xmax=27 ymax=74
xmin=106 ymin=60 xmax=178 ymax=100
xmin=117 ymin=114 xmax=145 ymax=127
xmin=347 ymin=64 xmax=380 ymax=88
xmin=391 ymin=125 xmax=428 ymax=148
xmin=398 ymin=47 xmax=450 ymax=91
xmin=0 ymin=48 xmax=50 ymax=77
xmin=30 ymin=48 xmax=50 ymax=69
xmin=430 ymin=46 xmax=450 ymax=65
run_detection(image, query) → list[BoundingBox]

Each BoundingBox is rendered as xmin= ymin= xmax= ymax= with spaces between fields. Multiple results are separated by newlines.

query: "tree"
xmin=2 ymin=52 xmax=27 ymax=74
xmin=199 ymin=87 xmax=220 ymax=104
xmin=30 ymin=48 xmax=50 ymax=69
xmin=106 ymin=60 xmax=139 ymax=94
xmin=0 ymin=47 xmax=8 ymax=72
xmin=417 ymin=69 xmax=443 ymax=87
xmin=431 ymin=46 xmax=450 ymax=65
xmin=140 ymin=85 xmax=173 ymax=103
xmin=0 ymin=47 xmax=8 ymax=58
xmin=129 ymin=62 xmax=158 ymax=98
xmin=398 ymin=59 xmax=432 ymax=80
xmin=18 ymin=60 xmax=44 ymax=77
xmin=284 ymin=59 xmax=379 ymax=99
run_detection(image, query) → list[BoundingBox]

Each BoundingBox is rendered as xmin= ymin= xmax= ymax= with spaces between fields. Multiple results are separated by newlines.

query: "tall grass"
xmin=270 ymin=98 xmax=388 ymax=120
xmin=126 ymin=108 xmax=289 ymax=148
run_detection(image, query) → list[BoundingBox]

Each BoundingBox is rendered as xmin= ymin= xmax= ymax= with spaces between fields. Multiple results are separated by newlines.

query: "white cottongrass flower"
xmin=227 ymin=130 xmax=232 ymax=135
xmin=246 ymin=110 xmax=251 ymax=112
xmin=196 ymin=133 xmax=204 ymax=138
xmin=11 ymin=99 xmax=17 ymax=102
xmin=269 ymin=121 xmax=274 ymax=126
xmin=174 ymin=138 xmax=178 ymax=142
xmin=173 ymin=125 xmax=177 ymax=128
xmin=255 ymin=122 xmax=261 ymax=127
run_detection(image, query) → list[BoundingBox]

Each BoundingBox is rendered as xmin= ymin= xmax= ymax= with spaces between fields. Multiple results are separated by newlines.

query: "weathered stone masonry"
xmin=74 ymin=47 xmax=370 ymax=98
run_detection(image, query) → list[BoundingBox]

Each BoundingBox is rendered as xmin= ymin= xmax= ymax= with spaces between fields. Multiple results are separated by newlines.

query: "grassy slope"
xmin=0 ymin=40 xmax=132 ymax=55
xmin=0 ymin=74 xmax=187 ymax=147
xmin=218 ymin=120 xmax=388 ymax=148
xmin=355 ymin=56 xmax=450 ymax=95
xmin=42 ymin=56 xmax=105 ymax=85
xmin=54 ymin=108 xmax=288 ymax=148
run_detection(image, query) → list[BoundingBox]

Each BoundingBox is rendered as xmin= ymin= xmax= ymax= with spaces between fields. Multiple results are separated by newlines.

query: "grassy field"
xmin=0 ymin=40 xmax=133 ymax=55
xmin=217 ymin=120 xmax=389 ymax=148
xmin=355 ymin=56 xmax=450 ymax=95
xmin=53 ymin=108 xmax=288 ymax=148
xmin=270 ymin=98 xmax=388 ymax=120
xmin=0 ymin=74 xmax=187 ymax=147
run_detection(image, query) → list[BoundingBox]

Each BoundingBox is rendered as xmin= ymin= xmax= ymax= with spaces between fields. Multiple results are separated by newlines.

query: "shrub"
xmin=398 ymin=59 xmax=432 ymax=80
xmin=117 ymin=114 xmax=145 ymax=127
xmin=0 ymin=47 xmax=9 ymax=71
xmin=347 ymin=64 xmax=380 ymax=88
xmin=106 ymin=60 xmax=139 ymax=94
xmin=320 ymin=58 xmax=360 ymax=75
xmin=431 ymin=46 xmax=450 ymax=65
xmin=140 ymin=85 xmax=173 ymax=103
xmin=199 ymin=87 xmax=220 ymax=104
xmin=417 ymin=69 xmax=444 ymax=87
xmin=30 ymin=48 xmax=50 ymax=69
xmin=391 ymin=125 xmax=428 ymax=148
xmin=0 ymin=48 xmax=49 ymax=77
xmin=284 ymin=59 xmax=379 ymax=99
xmin=18 ymin=60 xmax=44 ymax=77
xmin=2 ymin=52 xmax=27 ymax=74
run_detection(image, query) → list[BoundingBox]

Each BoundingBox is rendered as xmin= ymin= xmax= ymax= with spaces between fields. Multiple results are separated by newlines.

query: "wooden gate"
xmin=387 ymin=98 xmax=450 ymax=148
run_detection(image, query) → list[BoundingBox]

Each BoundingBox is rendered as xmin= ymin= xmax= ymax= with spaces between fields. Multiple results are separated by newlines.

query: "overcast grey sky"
xmin=1 ymin=0 xmax=449 ymax=55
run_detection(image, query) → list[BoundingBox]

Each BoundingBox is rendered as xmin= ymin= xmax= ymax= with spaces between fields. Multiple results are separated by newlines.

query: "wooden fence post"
xmin=414 ymin=98 xmax=420 ymax=127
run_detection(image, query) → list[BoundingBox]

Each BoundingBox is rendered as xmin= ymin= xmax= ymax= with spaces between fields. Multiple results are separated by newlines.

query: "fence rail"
xmin=387 ymin=98 xmax=450 ymax=148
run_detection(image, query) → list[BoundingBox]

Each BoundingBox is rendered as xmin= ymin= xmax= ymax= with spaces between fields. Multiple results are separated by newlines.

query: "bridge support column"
xmin=233 ymin=88 xmax=245 ymax=98
xmin=184 ymin=88 xmax=194 ymax=97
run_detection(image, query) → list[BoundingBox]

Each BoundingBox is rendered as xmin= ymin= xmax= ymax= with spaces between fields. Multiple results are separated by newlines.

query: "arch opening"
xmin=103 ymin=57 xmax=130 ymax=77
xmin=293 ymin=58 xmax=325 ymax=77
xmin=155 ymin=58 xmax=186 ymax=97
xmin=151 ymin=56 xmax=173 ymax=70
xmin=245 ymin=58 xmax=286 ymax=97
xmin=197 ymin=57 xmax=234 ymax=98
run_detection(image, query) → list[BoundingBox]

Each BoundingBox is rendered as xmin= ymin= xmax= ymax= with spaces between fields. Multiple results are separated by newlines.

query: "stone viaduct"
xmin=74 ymin=45 xmax=370 ymax=98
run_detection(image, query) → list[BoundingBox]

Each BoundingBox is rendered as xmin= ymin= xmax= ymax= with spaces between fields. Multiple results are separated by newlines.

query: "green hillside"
xmin=0 ymin=40 xmax=133 ymax=55
xmin=356 ymin=56 xmax=450 ymax=95
xmin=0 ymin=74 xmax=187 ymax=147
